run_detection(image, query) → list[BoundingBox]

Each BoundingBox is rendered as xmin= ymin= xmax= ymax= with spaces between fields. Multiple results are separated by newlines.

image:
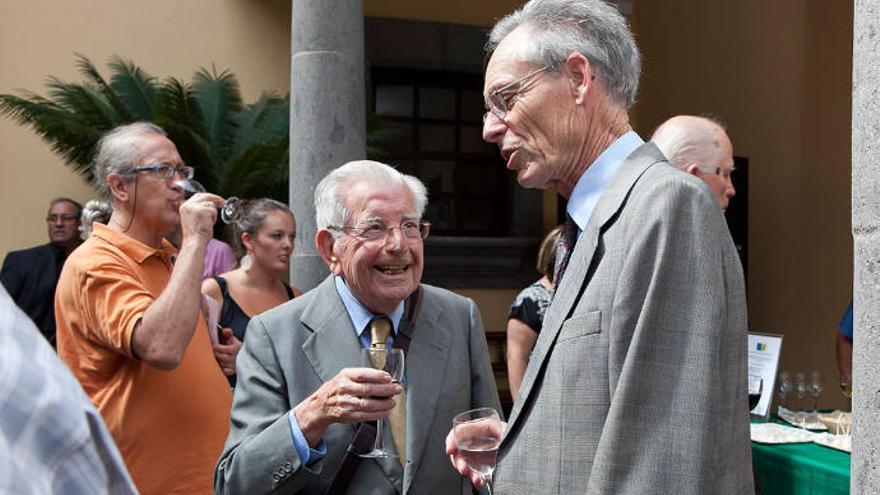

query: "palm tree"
xmin=0 ymin=55 xmax=293 ymax=201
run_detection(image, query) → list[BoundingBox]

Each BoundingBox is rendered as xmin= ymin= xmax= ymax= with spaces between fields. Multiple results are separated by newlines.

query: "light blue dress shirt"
xmin=287 ymin=277 xmax=405 ymax=466
xmin=567 ymin=130 xmax=644 ymax=231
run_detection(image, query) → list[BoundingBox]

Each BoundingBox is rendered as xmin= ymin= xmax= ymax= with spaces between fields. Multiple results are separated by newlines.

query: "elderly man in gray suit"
xmin=447 ymin=0 xmax=753 ymax=493
xmin=215 ymin=160 xmax=500 ymax=494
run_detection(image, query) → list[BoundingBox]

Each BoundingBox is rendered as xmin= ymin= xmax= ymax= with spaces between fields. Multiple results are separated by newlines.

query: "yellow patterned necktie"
xmin=369 ymin=317 xmax=406 ymax=466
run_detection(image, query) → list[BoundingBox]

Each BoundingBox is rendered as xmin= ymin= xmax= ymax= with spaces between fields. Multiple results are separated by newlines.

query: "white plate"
xmin=751 ymin=422 xmax=816 ymax=444
xmin=777 ymin=408 xmax=828 ymax=431
xmin=812 ymin=433 xmax=852 ymax=453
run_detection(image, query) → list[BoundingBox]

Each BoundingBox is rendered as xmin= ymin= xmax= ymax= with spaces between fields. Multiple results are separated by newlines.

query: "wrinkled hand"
xmin=179 ymin=192 xmax=224 ymax=243
xmin=293 ymin=368 xmax=403 ymax=446
xmin=213 ymin=328 xmax=242 ymax=376
xmin=445 ymin=420 xmax=507 ymax=488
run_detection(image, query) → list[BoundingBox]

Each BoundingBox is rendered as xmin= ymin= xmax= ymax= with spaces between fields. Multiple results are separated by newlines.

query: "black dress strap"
xmin=283 ymin=282 xmax=295 ymax=300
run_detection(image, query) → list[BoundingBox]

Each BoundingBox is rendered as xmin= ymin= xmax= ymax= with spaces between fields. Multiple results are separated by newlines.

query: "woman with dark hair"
xmin=506 ymin=225 xmax=563 ymax=400
xmin=201 ymin=198 xmax=301 ymax=386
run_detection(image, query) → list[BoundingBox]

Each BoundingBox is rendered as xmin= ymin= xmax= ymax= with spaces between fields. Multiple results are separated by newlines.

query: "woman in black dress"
xmin=201 ymin=198 xmax=302 ymax=386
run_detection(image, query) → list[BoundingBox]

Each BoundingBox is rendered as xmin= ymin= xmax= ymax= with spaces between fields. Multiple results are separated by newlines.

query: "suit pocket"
xmin=558 ymin=310 xmax=601 ymax=342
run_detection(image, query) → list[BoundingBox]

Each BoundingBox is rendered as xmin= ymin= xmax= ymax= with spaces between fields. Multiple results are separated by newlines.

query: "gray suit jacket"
xmin=215 ymin=276 xmax=501 ymax=494
xmin=494 ymin=143 xmax=753 ymax=494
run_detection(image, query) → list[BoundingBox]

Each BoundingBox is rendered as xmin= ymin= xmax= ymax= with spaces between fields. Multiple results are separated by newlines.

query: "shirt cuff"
xmin=288 ymin=411 xmax=327 ymax=466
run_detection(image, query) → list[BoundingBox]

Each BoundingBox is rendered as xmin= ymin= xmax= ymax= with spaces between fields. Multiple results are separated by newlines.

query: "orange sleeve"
xmin=80 ymin=257 xmax=154 ymax=358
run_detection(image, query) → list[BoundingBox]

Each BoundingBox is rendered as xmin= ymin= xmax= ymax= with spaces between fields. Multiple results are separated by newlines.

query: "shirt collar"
xmin=334 ymin=276 xmax=404 ymax=339
xmin=91 ymin=222 xmax=177 ymax=264
xmin=567 ymin=130 xmax=644 ymax=230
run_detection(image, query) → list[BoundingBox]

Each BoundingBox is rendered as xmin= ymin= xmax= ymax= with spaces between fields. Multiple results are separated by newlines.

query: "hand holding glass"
xmin=359 ymin=347 xmax=404 ymax=458
xmin=453 ymin=408 xmax=504 ymax=495
xmin=174 ymin=179 xmax=242 ymax=224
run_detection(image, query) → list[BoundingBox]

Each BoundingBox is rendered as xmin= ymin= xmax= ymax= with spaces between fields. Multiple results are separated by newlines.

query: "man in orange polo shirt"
xmin=55 ymin=122 xmax=232 ymax=494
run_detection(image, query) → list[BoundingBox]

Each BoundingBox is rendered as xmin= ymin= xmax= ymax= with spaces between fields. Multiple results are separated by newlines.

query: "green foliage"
xmin=0 ymin=55 xmax=391 ymax=202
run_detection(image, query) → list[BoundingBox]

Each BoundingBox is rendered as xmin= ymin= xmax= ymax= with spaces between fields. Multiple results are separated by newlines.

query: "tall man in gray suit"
xmin=215 ymin=160 xmax=500 ymax=494
xmin=447 ymin=0 xmax=753 ymax=493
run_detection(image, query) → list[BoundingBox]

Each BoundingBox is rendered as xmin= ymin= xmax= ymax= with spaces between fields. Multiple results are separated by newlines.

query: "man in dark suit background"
xmin=1 ymin=197 xmax=82 ymax=345
xmin=216 ymin=160 xmax=500 ymax=494
xmin=447 ymin=0 xmax=752 ymax=493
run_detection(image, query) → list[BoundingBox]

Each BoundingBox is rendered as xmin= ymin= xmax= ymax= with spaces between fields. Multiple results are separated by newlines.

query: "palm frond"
xmin=229 ymin=93 xmax=288 ymax=158
xmin=44 ymin=77 xmax=123 ymax=128
xmin=220 ymin=139 xmax=288 ymax=201
xmin=0 ymin=93 xmax=103 ymax=176
xmin=193 ymin=66 xmax=242 ymax=161
xmin=107 ymin=55 xmax=157 ymax=120
xmin=75 ymin=53 xmax=133 ymax=121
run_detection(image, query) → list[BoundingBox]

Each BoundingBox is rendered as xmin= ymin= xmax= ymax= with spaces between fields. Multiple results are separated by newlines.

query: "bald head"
xmin=651 ymin=115 xmax=736 ymax=210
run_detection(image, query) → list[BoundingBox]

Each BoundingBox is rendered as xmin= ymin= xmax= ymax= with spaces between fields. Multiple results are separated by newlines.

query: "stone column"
xmin=852 ymin=0 xmax=880 ymax=491
xmin=290 ymin=0 xmax=365 ymax=290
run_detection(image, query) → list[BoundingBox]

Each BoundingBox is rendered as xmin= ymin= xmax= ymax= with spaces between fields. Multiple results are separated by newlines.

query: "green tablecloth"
xmin=752 ymin=421 xmax=850 ymax=495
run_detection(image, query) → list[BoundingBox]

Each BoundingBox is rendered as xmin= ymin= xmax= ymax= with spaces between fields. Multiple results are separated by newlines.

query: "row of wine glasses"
xmin=776 ymin=371 xmax=825 ymax=413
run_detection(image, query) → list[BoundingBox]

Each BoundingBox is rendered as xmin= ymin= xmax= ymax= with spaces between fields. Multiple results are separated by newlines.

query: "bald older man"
xmin=651 ymin=115 xmax=737 ymax=211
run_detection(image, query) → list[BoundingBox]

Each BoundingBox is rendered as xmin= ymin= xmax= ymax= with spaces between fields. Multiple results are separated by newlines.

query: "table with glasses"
xmin=751 ymin=418 xmax=850 ymax=495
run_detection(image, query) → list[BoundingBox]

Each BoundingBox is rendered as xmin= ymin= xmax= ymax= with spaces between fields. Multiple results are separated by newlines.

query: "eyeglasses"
xmin=328 ymin=220 xmax=431 ymax=243
xmin=46 ymin=214 xmax=78 ymax=223
xmin=484 ymin=65 xmax=551 ymax=121
xmin=124 ymin=163 xmax=194 ymax=181
xmin=705 ymin=166 xmax=736 ymax=180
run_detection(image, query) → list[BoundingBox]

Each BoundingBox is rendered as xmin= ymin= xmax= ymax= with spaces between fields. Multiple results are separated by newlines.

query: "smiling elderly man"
xmin=446 ymin=1 xmax=752 ymax=494
xmin=215 ymin=160 xmax=500 ymax=494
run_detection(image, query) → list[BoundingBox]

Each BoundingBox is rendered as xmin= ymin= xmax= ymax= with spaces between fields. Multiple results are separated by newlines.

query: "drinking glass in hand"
xmin=360 ymin=347 xmax=404 ymax=458
xmin=809 ymin=371 xmax=824 ymax=413
xmin=174 ymin=179 xmax=242 ymax=224
xmin=748 ymin=377 xmax=763 ymax=412
xmin=453 ymin=408 xmax=504 ymax=495
xmin=839 ymin=375 xmax=852 ymax=412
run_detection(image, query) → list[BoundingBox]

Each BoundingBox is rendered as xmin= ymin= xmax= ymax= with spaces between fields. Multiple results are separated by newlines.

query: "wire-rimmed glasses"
xmin=328 ymin=220 xmax=431 ymax=244
xmin=484 ymin=66 xmax=551 ymax=121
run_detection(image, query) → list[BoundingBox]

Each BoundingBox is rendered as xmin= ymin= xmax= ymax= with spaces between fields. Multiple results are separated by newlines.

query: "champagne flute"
xmin=173 ymin=178 xmax=242 ymax=224
xmin=360 ymin=347 xmax=404 ymax=458
xmin=453 ymin=408 xmax=504 ymax=495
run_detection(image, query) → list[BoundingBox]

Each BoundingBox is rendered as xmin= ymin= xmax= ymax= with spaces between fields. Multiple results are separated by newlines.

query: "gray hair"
xmin=487 ymin=0 xmax=641 ymax=108
xmin=79 ymin=199 xmax=113 ymax=237
xmin=314 ymin=160 xmax=428 ymax=231
xmin=233 ymin=198 xmax=294 ymax=257
xmin=92 ymin=122 xmax=167 ymax=199
xmin=650 ymin=115 xmax=729 ymax=172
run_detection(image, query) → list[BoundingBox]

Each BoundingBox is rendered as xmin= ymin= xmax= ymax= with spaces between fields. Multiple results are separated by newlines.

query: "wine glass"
xmin=794 ymin=372 xmax=808 ymax=428
xmin=174 ymin=178 xmax=242 ymax=224
xmin=360 ymin=347 xmax=405 ymax=458
xmin=809 ymin=371 xmax=824 ymax=414
xmin=748 ymin=377 xmax=763 ymax=413
xmin=453 ymin=408 xmax=504 ymax=495
xmin=776 ymin=371 xmax=792 ymax=413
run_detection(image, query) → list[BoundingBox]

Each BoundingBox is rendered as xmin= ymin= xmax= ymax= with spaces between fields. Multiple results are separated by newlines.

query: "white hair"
xmin=79 ymin=199 xmax=113 ymax=237
xmin=651 ymin=115 xmax=729 ymax=172
xmin=92 ymin=122 xmax=167 ymax=199
xmin=487 ymin=0 xmax=641 ymax=108
xmin=314 ymin=160 xmax=428 ymax=231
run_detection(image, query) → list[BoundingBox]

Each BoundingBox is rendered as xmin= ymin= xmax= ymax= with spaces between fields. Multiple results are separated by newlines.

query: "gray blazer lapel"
xmin=401 ymin=292 xmax=451 ymax=492
xmin=301 ymin=277 xmax=363 ymax=385
xmin=503 ymin=143 xmax=667 ymax=437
